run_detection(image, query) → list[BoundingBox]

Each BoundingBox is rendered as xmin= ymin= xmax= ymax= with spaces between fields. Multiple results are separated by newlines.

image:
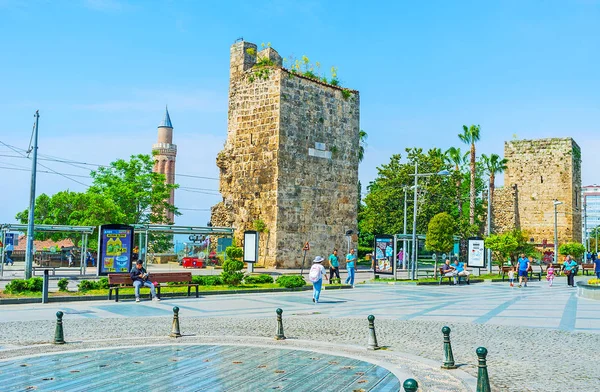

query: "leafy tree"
xmin=358 ymin=129 xmax=368 ymax=163
xmin=485 ymin=233 xmax=518 ymax=268
xmin=222 ymin=246 xmax=244 ymax=285
xmin=425 ymin=212 xmax=455 ymax=277
xmin=481 ymin=153 xmax=508 ymax=204
xmin=559 ymin=242 xmax=586 ymax=260
xmin=444 ymin=147 xmax=468 ymax=218
xmin=458 ymin=124 xmax=481 ymax=225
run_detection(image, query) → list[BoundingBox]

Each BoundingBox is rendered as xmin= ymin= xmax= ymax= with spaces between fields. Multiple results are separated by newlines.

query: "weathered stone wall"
xmin=492 ymin=185 xmax=519 ymax=234
xmin=212 ymin=41 xmax=359 ymax=267
xmin=497 ymin=138 xmax=582 ymax=244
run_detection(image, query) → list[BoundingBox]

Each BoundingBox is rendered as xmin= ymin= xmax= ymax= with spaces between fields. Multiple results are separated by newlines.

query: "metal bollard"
xmin=275 ymin=308 xmax=286 ymax=340
xmin=54 ymin=311 xmax=65 ymax=344
xmin=42 ymin=270 xmax=49 ymax=304
xmin=403 ymin=378 xmax=418 ymax=392
xmin=476 ymin=347 xmax=491 ymax=392
xmin=441 ymin=326 xmax=457 ymax=369
xmin=367 ymin=315 xmax=379 ymax=350
xmin=170 ymin=307 xmax=182 ymax=338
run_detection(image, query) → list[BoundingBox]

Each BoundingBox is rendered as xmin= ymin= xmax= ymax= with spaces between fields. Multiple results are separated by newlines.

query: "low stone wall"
xmin=577 ymin=282 xmax=600 ymax=300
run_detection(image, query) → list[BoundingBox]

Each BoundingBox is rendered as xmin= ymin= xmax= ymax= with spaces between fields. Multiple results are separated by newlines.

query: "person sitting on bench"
xmin=441 ymin=258 xmax=457 ymax=284
xmin=453 ymin=259 xmax=470 ymax=284
xmin=130 ymin=260 xmax=160 ymax=303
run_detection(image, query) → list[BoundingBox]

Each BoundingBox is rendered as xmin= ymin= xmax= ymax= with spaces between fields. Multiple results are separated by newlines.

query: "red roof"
xmin=14 ymin=235 xmax=75 ymax=251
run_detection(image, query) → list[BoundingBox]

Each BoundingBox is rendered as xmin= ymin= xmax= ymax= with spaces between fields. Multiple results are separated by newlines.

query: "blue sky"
xmin=0 ymin=0 xmax=598 ymax=227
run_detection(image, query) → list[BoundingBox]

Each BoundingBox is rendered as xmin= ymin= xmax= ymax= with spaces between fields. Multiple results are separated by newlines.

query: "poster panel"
xmin=467 ymin=237 xmax=485 ymax=268
xmin=374 ymin=235 xmax=394 ymax=275
xmin=244 ymin=231 xmax=259 ymax=263
xmin=98 ymin=224 xmax=134 ymax=275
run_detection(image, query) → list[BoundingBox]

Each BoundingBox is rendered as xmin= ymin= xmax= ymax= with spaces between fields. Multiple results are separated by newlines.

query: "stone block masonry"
xmin=211 ymin=41 xmax=360 ymax=267
xmin=493 ymin=137 xmax=582 ymax=245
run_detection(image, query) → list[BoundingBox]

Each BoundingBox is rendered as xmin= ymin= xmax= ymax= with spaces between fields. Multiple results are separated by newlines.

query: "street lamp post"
xmin=553 ymin=200 xmax=563 ymax=264
xmin=403 ymin=186 xmax=408 ymax=270
xmin=410 ymin=162 xmax=450 ymax=280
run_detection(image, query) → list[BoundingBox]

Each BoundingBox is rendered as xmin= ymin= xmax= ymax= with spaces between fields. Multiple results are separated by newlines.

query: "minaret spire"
xmin=152 ymin=106 xmax=177 ymax=223
xmin=159 ymin=105 xmax=173 ymax=128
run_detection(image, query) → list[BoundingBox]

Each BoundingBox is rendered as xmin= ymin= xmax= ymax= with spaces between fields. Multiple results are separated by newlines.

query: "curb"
xmin=0 ymin=285 xmax=353 ymax=305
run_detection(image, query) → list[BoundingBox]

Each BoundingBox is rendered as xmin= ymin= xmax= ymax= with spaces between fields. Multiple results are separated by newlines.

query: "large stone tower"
xmin=493 ymin=137 xmax=582 ymax=244
xmin=211 ymin=40 xmax=360 ymax=268
xmin=152 ymin=107 xmax=177 ymax=223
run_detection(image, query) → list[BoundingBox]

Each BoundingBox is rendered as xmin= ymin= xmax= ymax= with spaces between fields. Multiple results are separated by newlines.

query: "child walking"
xmin=508 ymin=267 xmax=515 ymax=287
xmin=546 ymin=264 xmax=555 ymax=287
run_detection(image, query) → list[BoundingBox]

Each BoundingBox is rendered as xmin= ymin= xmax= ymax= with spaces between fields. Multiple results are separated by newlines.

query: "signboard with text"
xmin=98 ymin=224 xmax=134 ymax=276
xmin=374 ymin=235 xmax=394 ymax=275
xmin=243 ymin=231 xmax=259 ymax=263
xmin=467 ymin=237 xmax=485 ymax=268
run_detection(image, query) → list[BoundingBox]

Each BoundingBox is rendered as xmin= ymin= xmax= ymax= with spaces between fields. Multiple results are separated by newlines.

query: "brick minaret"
xmin=152 ymin=106 xmax=177 ymax=223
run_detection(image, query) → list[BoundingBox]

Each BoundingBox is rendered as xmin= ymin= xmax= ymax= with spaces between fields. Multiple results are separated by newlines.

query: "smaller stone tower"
xmin=152 ymin=107 xmax=177 ymax=223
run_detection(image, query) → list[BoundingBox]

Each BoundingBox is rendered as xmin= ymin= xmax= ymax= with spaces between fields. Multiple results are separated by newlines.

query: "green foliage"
xmin=244 ymin=274 xmax=274 ymax=284
xmin=341 ymin=89 xmax=352 ymax=100
xmin=276 ymin=275 xmax=306 ymax=288
xmin=191 ymin=275 xmax=223 ymax=286
xmin=253 ymin=219 xmax=269 ymax=233
xmin=57 ymin=278 xmax=69 ymax=292
xmin=330 ymin=78 xmax=340 ymax=86
xmin=559 ymin=242 xmax=586 ymax=259
xmin=77 ymin=280 xmax=98 ymax=292
xmin=425 ymin=213 xmax=455 ymax=253
xmin=4 ymin=277 xmax=43 ymax=293
xmin=485 ymin=230 xmax=534 ymax=265
xmin=221 ymin=246 xmax=245 ymax=286
xmin=358 ymin=130 xmax=368 ymax=163
xmin=357 ymin=246 xmax=372 ymax=258
xmin=97 ymin=277 xmax=109 ymax=289
xmin=225 ymin=246 xmax=244 ymax=261
xmin=15 ymin=154 xmax=178 ymax=252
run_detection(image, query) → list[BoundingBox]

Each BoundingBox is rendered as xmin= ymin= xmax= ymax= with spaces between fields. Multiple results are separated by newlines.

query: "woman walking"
xmin=308 ymin=256 xmax=328 ymax=304
xmin=562 ymin=255 xmax=577 ymax=287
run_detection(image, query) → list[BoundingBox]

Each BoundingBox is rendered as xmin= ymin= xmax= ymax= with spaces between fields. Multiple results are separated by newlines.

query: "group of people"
xmin=440 ymin=258 xmax=471 ymax=284
xmin=506 ymin=253 xmax=600 ymax=288
xmin=309 ymin=248 xmax=358 ymax=304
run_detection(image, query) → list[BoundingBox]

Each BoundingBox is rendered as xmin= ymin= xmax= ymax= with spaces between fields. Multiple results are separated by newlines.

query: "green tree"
xmin=485 ymin=232 xmax=518 ymax=268
xmin=559 ymin=242 xmax=586 ymax=260
xmin=480 ymin=153 xmax=508 ymax=204
xmin=425 ymin=212 xmax=455 ymax=277
xmin=222 ymin=246 xmax=244 ymax=285
xmin=458 ymin=124 xmax=481 ymax=225
xmin=444 ymin=147 xmax=468 ymax=218
xmin=358 ymin=129 xmax=368 ymax=163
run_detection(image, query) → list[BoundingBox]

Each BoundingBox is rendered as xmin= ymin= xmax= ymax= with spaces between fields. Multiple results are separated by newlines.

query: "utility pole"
xmin=486 ymin=184 xmax=492 ymax=273
xmin=403 ymin=186 xmax=408 ymax=270
xmin=553 ymin=200 xmax=563 ymax=265
xmin=25 ymin=110 xmax=40 ymax=279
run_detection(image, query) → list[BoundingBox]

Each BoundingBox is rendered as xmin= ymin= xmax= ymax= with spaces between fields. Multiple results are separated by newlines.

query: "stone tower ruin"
xmin=211 ymin=40 xmax=360 ymax=268
xmin=493 ymin=137 xmax=582 ymax=245
xmin=152 ymin=107 xmax=177 ymax=223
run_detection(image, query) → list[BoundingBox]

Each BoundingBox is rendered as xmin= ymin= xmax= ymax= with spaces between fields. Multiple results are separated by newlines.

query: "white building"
xmin=582 ymin=185 xmax=600 ymax=250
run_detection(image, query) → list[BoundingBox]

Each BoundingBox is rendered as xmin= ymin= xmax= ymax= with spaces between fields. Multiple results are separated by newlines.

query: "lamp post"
xmin=553 ymin=200 xmax=563 ymax=264
xmin=486 ymin=183 xmax=492 ymax=273
xmin=403 ymin=186 xmax=408 ymax=270
xmin=410 ymin=162 xmax=450 ymax=280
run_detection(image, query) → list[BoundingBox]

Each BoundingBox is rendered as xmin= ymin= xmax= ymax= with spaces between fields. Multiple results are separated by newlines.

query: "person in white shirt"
xmin=308 ymin=256 xmax=328 ymax=304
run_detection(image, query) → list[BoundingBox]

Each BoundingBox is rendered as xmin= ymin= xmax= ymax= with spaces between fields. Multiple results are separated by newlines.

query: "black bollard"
xmin=170 ymin=306 xmax=182 ymax=338
xmin=403 ymin=378 xmax=418 ymax=392
xmin=367 ymin=315 xmax=379 ymax=350
xmin=441 ymin=326 xmax=457 ymax=369
xmin=54 ymin=311 xmax=65 ymax=345
xmin=275 ymin=308 xmax=286 ymax=340
xmin=42 ymin=270 xmax=49 ymax=304
xmin=476 ymin=347 xmax=491 ymax=392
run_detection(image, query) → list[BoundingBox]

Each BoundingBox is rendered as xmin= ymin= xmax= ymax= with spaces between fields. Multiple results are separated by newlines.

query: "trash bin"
xmin=182 ymin=257 xmax=203 ymax=268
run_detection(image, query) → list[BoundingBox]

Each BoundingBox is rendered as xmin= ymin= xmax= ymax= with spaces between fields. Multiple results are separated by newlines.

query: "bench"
xmin=417 ymin=269 xmax=435 ymax=278
xmin=581 ymin=263 xmax=596 ymax=276
xmin=108 ymin=272 xmax=199 ymax=302
xmin=501 ymin=266 xmax=541 ymax=281
xmin=438 ymin=267 xmax=468 ymax=285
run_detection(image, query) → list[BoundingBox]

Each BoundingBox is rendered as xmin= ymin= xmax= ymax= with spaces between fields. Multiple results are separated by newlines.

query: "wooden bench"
xmin=438 ymin=267 xmax=468 ymax=285
xmin=501 ymin=266 xmax=541 ymax=281
xmin=581 ymin=263 xmax=596 ymax=276
xmin=108 ymin=272 xmax=199 ymax=302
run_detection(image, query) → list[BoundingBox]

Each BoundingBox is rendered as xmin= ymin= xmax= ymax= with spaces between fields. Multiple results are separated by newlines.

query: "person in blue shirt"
xmin=562 ymin=255 xmax=578 ymax=287
xmin=4 ymin=243 xmax=14 ymax=266
xmin=328 ymin=249 xmax=340 ymax=281
xmin=452 ymin=259 xmax=470 ymax=284
xmin=517 ymin=254 xmax=530 ymax=288
xmin=344 ymin=248 xmax=357 ymax=287
xmin=594 ymin=256 xmax=600 ymax=279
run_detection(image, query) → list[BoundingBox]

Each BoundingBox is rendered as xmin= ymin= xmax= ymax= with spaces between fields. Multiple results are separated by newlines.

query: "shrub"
xmin=97 ymin=277 xmax=109 ymax=289
xmin=204 ymin=276 xmax=223 ymax=286
xmin=276 ymin=275 xmax=306 ymax=288
xmin=221 ymin=259 xmax=244 ymax=286
xmin=245 ymin=274 xmax=274 ymax=284
xmin=4 ymin=279 xmax=29 ymax=294
xmin=57 ymin=278 xmax=69 ymax=292
xmin=26 ymin=277 xmax=43 ymax=292
xmin=225 ymin=246 xmax=244 ymax=260
xmin=77 ymin=280 xmax=98 ymax=292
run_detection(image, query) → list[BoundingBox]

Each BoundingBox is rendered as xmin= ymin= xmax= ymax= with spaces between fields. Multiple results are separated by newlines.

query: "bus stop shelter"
xmin=0 ymin=224 xmax=95 ymax=277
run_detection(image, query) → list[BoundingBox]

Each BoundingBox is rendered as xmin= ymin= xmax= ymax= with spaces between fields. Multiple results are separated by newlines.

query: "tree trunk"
xmin=469 ymin=143 xmax=476 ymax=225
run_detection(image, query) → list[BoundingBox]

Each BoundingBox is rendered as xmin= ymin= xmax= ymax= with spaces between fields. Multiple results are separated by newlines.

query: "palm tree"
xmin=358 ymin=130 xmax=368 ymax=163
xmin=458 ymin=124 xmax=481 ymax=225
xmin=480 ymin=153 xmax=508 ymax=204
xmin=445 ymin=147 xmax=468 ymax=218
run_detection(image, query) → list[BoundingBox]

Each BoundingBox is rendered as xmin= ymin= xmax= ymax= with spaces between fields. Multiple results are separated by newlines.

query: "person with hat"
xmin=130 ymin=259 xmax=160 ymax=302
xmin=308 ymin=255 xmax=329 ymax=304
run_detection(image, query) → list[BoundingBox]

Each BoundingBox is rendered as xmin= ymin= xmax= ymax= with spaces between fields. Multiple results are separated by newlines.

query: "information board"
xmin=243 ymin=231 xmax=259 ymax=263
xmin=374 ymin=235 xmax=394 ymax=275
xmin=98 ymin=224 xmax=134 ymax=275
xmin=467 ymin=237 xmax=485 ymax=268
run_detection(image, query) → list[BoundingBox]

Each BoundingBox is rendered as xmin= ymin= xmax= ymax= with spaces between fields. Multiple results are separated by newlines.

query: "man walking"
xmin=130 ymin=260 xmax=160 ymax=302
xmin=517 ymin=253 xmax=530 ymax=288
xmin=309 ymin=256 xmax=328 ymax=303
xmin=328 ymin=249 xmax=340 ymax=281
xmin=344 ymin=248 xmax=357 ymax=287
xmin=4 ymin=242 xmax=14 ymax=266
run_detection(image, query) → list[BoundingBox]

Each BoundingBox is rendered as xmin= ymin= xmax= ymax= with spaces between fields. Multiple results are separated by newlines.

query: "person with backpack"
xmin=309 ymin=256 xmax=328 ymax=304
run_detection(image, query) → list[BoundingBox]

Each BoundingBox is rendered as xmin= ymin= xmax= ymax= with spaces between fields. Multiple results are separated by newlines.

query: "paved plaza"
xmin=0 ymin=281 xmax=599 ymax=391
